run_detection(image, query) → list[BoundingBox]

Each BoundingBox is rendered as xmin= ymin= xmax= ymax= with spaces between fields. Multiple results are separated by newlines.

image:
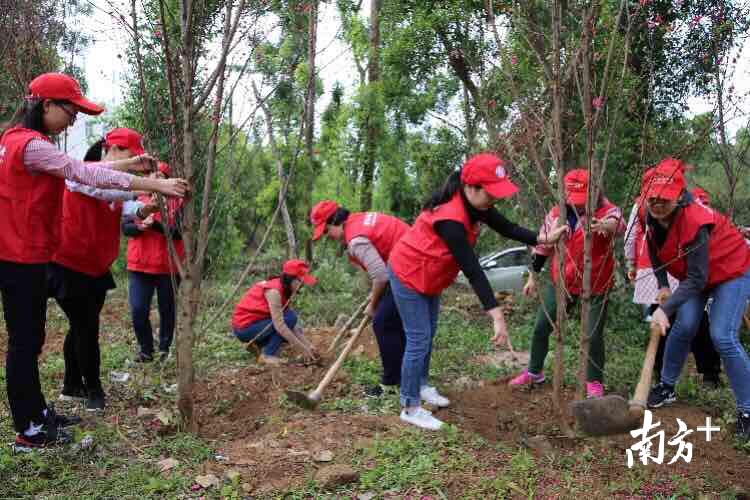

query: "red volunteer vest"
xmin=649 ymin=202 xmax=750 ymax=287
xmin=389 ymin=192 xmax=480 ymax=295
xmin=343 ymin=212 xmax=409 ymax=269
xmin=126 ymin=195 xmax=185 ymax=275
xmin=550 ymin=200 xmax=619 ymax=295
xmin=0 ymin=127 xmax=64 ymax=263
xmin=232 ymin=277 xmax=289 ymax=329
xmin=52 ymin=186 xmax=123 ymax=277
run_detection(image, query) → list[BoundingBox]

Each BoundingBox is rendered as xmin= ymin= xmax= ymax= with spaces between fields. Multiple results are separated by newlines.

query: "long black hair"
xmin=423 ymin=170 xmax=462 ymax=211
xmin=84 ymin=138 xmax=106 ymax=161
xmin=1 ymin=98 xmax=47 ymax=136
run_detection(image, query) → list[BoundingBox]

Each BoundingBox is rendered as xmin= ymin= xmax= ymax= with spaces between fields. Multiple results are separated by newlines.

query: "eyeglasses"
xmin=53 ymin=101 xmax=78 ymax=125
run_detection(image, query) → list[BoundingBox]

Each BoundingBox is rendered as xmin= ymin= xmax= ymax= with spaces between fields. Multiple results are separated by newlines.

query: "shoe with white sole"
xmin=420 ymin=386 xmax=450 ymax=407
xmin=400 ymin=407 xmax=444 ymax=431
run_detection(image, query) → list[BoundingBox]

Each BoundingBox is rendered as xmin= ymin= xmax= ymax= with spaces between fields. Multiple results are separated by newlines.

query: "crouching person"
xmin=232 ymin=260 xmax=319 ymax=365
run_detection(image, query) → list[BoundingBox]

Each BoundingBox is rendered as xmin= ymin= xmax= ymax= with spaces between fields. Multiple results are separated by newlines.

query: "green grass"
xmin=1 ymin=264 xmax=750 ymax=498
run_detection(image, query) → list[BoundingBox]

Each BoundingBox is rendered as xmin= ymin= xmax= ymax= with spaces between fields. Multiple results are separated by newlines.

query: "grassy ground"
xmin=1 ymin=266 xmax=749 ymax=498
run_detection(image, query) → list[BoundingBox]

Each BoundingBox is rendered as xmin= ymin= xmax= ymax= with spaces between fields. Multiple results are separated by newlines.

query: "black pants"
xmin=57 ymin=291 xmax=107 ymax=394
xmin=128 ymin=271 xmax=178 ymax=355
xmin=0 ymin=260 xmax=49 ymax=433
xmin=372 ymin=285 xmax=407 ymax=386
xmin=649 ymin=304 xmax=721 ymax=379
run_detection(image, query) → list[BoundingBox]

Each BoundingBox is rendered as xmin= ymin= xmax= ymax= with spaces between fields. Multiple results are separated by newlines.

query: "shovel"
xmin=286 ymin=315 xmax=371 ymax=410
xmin=325 ymin=296 xmax=370 ymax=354
xmin=571 ymin=323 xmax=662 ymax=436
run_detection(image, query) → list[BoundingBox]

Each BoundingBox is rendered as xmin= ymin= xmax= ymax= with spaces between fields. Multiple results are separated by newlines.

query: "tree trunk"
xmin=304 ymin=0 xmax=318 ymax=159
xmin=360 ymin=0 xmax=381 ymax=210
xmin=176 ymin=0 xmax=197 ymax=432
xmin=550 ymin=0 xmax=574 ymax=438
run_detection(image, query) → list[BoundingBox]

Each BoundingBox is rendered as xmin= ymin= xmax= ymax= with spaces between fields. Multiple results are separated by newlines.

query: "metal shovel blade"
xmin=570 ymin=395 xmax=641 ymax=437
xmin=284 ymin=390 xmax=320 ymax=410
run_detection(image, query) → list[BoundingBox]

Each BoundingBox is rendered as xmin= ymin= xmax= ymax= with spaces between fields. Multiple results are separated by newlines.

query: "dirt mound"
xmin=440 ymin=380 xmax=750 ymax=492
xmin=193 ymin=326 xmax=389 ymax=494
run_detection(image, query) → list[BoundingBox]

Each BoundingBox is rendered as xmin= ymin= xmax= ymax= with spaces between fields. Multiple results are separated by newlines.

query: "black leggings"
xmin=1 ymin=260 xmax=49 ymax=433
xmin=57 ymin=290 xmax=107 ymax=394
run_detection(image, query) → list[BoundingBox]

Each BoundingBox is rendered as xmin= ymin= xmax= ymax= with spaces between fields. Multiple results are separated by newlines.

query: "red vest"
xmin=232 ymin=277 xmax=289 ymax=329
xmin=389 ymin=192 xmax=480 ymax=295
xmin=126 ymin=195 xmax=185 ymax=275
xmin=549 ymin=200 xmax=619 ymax=295
xmin=649 ymin=202 xmax=750 ymax=287
xmin=52 ymin=187 xmax=123 ymax=277
xmin=0 ymin=127 xmax=64 ymax=263
xmin=343 ymin=212 xmax=409 ymax=269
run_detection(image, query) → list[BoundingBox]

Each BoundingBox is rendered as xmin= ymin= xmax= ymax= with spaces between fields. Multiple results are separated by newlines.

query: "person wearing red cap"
xmin=232 ymin=260 xmax=319 ymax=365
xmin=625 ymin=188 xmax=721 ymax=389
xmin=122 ymin=162 xmax=186 ymax=364
xmin=641 ymin=158 xmax=750 ymax=441
xmin=48 ymin=128 xmax=160 ymax=412
xmin=509 ymin=169 xmax=625 ymax=398
xmin=310 ymin=200 xmax=409 ymax=396
xmin=387 ymin=153 xmax=567 ymax=430
xmin=0 ymin=73 xmax=188 ymax=449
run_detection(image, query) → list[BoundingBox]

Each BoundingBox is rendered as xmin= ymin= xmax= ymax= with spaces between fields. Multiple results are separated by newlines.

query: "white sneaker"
xmin=400 ymin=407 xmax=444 ymax=430
xmin=420 ymin=386 xmax=450 ymax=407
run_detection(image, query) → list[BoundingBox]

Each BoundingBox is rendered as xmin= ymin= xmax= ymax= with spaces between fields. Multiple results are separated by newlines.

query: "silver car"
xmin=456 ymin=246 xmax=530 ymax=293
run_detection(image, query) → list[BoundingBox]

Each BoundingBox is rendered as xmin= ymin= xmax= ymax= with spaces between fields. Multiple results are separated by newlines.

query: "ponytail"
xmin=423 ymin=170 xmax=462 ymax=211
xmin=84 ymin=138 xmax=105 ymax=162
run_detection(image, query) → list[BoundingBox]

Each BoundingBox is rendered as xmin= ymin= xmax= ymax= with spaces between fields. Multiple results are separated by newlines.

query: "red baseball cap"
xmin=282 ymin=259 xmax=317 ymax=285
xmin=460 ymin=153 xmax=518 ymax=199
xmin=105 ymin=128 xmax=145 ymax=156
xmin=27 ymin=73 xmax=104 ymax=115
xmin=691 ymin=187 xmax=710 ymax=205
xmin=309 ymin=200 xmax=339 ymax=241
xmin=641 ymin=157 xmax=686 ymax=201
xmin=157 ymin=162 xmax=171 ymax=176
xmin=564 ymin=169 xmax=589 ymax=205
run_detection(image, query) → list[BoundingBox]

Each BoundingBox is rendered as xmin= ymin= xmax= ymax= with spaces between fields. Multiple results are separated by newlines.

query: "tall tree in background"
xmin=360 ymin=0 xmax=382 ymax=210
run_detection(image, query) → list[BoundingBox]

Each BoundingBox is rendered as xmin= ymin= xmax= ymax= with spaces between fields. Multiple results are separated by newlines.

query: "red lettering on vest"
xmin=389 ymin=192 xmax=480 ymax=295
xmin=0 ymin=127 xmax=63 ymax=263
xmin=232 ymin=277 xmax=289 ymax=329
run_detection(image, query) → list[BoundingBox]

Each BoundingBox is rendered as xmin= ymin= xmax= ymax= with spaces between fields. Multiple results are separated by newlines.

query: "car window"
xmin=495 ymin=250 xmax=528 ymax=268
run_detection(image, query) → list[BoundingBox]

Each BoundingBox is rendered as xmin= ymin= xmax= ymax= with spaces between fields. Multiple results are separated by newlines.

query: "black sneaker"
xmin=647 ymin=382 xmax=676 ymax=408
xmin=365 ymin=385 xmax=384 ymax=398
xmin=736 ymin=412 xmax=750 ymax=442
xmin=158 ymin=351 xmax=169 ymax=362
xmin=59 ymin=386 xmax=87 ymax=402
xmin=14 ymin=425 xmax=72 ymax=450
xmin=134 ymin=352 xmax=154 ymax=363
xmin=86 ymin=391 xmax=106 ymax=412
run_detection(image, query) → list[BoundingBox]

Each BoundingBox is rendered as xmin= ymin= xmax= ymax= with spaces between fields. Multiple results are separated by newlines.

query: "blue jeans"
xmin=662 ymin=268 xmax=750 ymax=412
xmin=128 ymin=271 xmax=178 ymax=355
xmin=388 ymin=267 xmax=440 ymax=408
xmin=233 ymin=310 xmax=297 ymax=356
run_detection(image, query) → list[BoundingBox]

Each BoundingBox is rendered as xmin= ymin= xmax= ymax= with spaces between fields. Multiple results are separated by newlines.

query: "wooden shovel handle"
xmin=310 ymin=315 xmax=371 ymax=400
xmin=326 ymin=296 xmax=370 ymax=354
xmin=630 ymin=323 xmax=662 ymax=412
